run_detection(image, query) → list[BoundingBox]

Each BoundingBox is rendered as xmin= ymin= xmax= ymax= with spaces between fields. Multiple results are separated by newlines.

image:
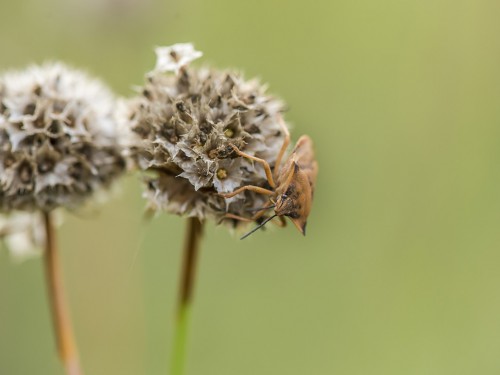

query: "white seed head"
xmin=0 ymin=62 xmax=127 ymax=212
xmin=122 ymin=51 xmax=290 ymax=225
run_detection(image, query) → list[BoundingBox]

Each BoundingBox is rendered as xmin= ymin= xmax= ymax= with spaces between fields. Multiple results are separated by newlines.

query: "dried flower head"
xmin=0 ymin=62 xmax=126 ymax=212
xmin=123 ymin=44 xmax=289 ymax=224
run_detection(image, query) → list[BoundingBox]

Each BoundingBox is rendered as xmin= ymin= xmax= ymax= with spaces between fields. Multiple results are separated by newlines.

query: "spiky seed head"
xmin=122 ymin=44 xmax=290 ymax=224
xmin=0 ymin=62 xmax=127 ymax=212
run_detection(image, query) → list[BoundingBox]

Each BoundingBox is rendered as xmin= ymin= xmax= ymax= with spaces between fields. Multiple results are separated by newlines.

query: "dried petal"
xmin=154 ymin=43 xmax=203 ymax=74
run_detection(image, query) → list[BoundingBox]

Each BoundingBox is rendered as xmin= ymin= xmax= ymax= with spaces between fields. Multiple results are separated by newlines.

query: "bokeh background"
xmin=1 ymin=0 xmax=500 ymax=374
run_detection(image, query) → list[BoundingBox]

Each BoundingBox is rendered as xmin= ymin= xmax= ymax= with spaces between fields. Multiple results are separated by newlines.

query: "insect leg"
xmin=219 ymin=185 xmax=274 ymax=199
xmin=221 ymin=210 xmax=267 ymax=222
xmin=229 ymin=144 xmax=276 ymax=188
xmin=273 ymin=115 xmax=291 ymax=179
xmin=273 ymin=216 xmax=287 ymax=227
xmin=220 ymin=213 xmax=254 ymax=222
xmin=246 ymin=203 xmax=276 ymax=213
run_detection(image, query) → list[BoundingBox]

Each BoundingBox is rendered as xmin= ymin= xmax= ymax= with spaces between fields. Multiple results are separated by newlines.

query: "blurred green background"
xmin=1 ymin=0 xmax=500 ymax=374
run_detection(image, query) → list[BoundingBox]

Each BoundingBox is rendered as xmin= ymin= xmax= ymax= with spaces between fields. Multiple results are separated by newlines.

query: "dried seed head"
xmin=0 ymin=63 xmax=126 ymax=212
xmin=122 ymin=44 xmax=289 ymax=224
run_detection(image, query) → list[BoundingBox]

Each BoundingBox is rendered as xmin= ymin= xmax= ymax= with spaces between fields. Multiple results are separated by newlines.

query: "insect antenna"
xmin=240 ymin=214 xmax=277 ymax=240
xmin=246 ymin=204 xmax=276 ymax=213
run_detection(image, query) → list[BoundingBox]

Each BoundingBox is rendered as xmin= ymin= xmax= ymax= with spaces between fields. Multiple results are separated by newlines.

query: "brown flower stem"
xmin=43 ymin=211 xmax=83 ymax=375
xmin=170 ymin=217 xmax=204 ymax=375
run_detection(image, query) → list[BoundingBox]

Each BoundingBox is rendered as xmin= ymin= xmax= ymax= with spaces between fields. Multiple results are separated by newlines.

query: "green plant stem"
xmin=170 ymin=217 xmax=204 ymax=375
xmin=43 ymin=211 xmax=84 ymax=375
